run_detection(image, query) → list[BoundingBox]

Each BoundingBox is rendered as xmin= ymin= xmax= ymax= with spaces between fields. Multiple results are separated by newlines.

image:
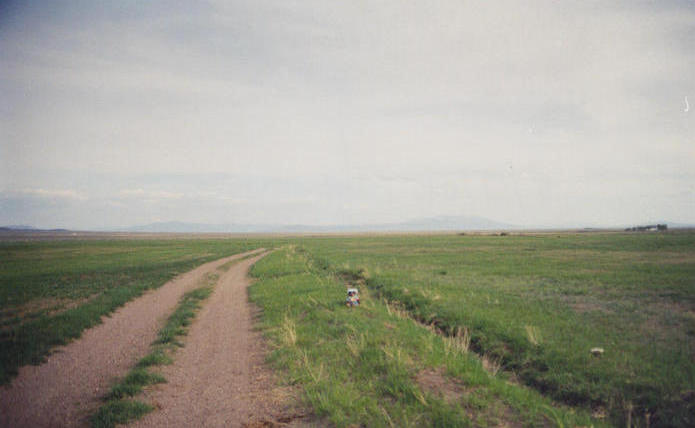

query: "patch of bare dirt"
xmin=543 ymin=249 xmax=695 ymax=266
xmin=416 ymin=368 xmax=470 ymax=405
xmin=568 ymin=300 xmax=614 ymax=315
xmin=646 ymin=253 xmax=695 ymax=265
xmin=415 ymin=368 xmax=527 ymax=427
xmin=131 ymin=252 xmax=310 ymax=427
xmin=0 ymin=295 xmax=101 ymax=333
xmin=0 ymin=249 xmax=265 ymax=428
xmin=0 ymin=297 xmax=73 ymax=318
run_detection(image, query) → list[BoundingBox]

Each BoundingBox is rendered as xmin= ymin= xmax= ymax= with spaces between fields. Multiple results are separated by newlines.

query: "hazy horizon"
xmin=3 ymin=214 xmax=690 ymax=234
xmin=2 ymin=1 xmax=694 ymax=230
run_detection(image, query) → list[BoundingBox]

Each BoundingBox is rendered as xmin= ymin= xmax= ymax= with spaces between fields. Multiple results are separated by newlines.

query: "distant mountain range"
xmin=125 ymin=217 xmax=695 ymax=234
xmin=0 ymin=225 xmax=70 ymax=232
xmin=1 ymin=225 xmax=37 ymax=230
xmin=3 ymin=218 xmax=694 ymax=234
xmin=123 ymin=215 xmax=516 ymax=233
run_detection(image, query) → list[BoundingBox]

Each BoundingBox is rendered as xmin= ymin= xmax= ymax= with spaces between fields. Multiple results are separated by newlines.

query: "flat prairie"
xmin=286 ymin=231 xmax=695 ymax=426
xmin=1 ymin=231 xmax=693 ymax=427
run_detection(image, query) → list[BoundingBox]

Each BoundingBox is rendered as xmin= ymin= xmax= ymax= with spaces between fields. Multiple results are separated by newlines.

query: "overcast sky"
xmin=1 ymin=1 xmax=694 ymax=230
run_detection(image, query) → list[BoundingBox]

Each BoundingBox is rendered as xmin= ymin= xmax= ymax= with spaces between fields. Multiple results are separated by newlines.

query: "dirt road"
xmin=0 ymin=249 xmax=265 ymax=427
xmin=131 ymin=251 xmax=298 ymax=427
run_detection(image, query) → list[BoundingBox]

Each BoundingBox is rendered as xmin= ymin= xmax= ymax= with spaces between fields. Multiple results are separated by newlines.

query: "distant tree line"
xmin=624 ymin=224 xmax=667 ymax=232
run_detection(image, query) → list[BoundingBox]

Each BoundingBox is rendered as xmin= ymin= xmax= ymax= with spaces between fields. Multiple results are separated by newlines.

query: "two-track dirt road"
xmin=131 ymin=251 xmax=297 ymax=427
xmin=0 ymin=248 xmax=294 ymax=427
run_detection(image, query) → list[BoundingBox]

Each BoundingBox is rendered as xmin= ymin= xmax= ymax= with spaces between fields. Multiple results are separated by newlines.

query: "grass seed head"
xmin=525 ymin=325 xmax=542 ymax=346
xmin=281 ymin=314 xmax=297 ymax=346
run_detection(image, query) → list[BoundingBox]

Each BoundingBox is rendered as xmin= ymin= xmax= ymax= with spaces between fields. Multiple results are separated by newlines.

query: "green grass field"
xmin=2 ymin=231 xmax=693 ymax=427
xmin=249 ymin=245 xmax=600 ymax=427
xmin=274 ymin=231 xmax=694 ymax=426
xmin=0 ymin=238 xmax=268 ymax=384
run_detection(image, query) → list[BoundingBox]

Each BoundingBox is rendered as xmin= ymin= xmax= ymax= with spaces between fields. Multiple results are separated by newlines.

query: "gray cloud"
xmin=1 ymin=1 xmax=694 ymax=229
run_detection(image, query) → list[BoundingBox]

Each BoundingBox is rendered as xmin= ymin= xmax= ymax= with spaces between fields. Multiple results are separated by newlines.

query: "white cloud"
xmin=118 ymin=189 xmax=147 ymax=197
xmin=12 ymin=188 xmax=87 ymax=201
xmin=118 ymin=189 xmax=184 ymax=200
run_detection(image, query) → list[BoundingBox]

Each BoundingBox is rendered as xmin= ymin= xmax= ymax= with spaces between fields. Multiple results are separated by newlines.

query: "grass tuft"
xmin=281 ymin=314 xmax=297 ymax=346
xmin=524 ymin=325 xmax=542 ymax=346
xmin=480 ymin=354 xmax=502 ymax=377
xmin=136 ymin=348 xmax=172 ymax=367
xmin=105 ymin=368 xmax=166 ymax=400
xmin=90 ymin=400 xmax=153 ymax=428
xmin=444 ymin=326 xmax=471 ymax=355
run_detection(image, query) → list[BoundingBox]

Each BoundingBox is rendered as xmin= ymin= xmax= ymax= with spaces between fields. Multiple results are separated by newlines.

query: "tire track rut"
xmin=131 ymin=251 xmax=299 ymax=427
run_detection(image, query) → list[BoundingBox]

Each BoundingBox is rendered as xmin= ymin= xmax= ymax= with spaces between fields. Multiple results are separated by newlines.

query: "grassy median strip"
xmin=249 ymin=246 xmax=600 ymax=427
xmin=90 ymin=273 xmax=218 ymax=428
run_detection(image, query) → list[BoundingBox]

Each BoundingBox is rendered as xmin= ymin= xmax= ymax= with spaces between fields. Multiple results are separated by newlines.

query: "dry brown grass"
xmin=384 ymin=299 xmax=410 ymax=319
xmin=281 ymin=315 xmax=297 ymax=347
xmin=444 ymin=326 xmax=471 ymax=355
xmin=524 ymin=325 xmax=542 ymax=346
xmin=481 ymin=354 xmax=502 ymax=376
